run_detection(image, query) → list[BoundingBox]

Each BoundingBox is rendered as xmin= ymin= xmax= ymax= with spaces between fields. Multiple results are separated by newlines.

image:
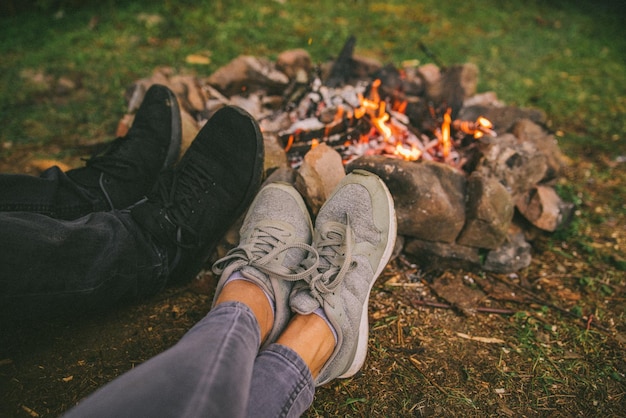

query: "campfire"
xmin=121 ymin=37 xmax=573 ymax=274
xmin=280 ymin=75 xmax=496 ymax=169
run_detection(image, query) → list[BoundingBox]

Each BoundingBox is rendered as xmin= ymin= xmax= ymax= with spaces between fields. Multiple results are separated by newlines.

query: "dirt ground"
xmin=0 ymin=146 xmax=624 ymax=417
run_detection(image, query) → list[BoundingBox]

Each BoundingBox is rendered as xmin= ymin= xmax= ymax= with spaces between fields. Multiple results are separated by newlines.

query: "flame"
xmin=393 ymin=99 xmax=408 ymax=114
xmin=440 ymin=108 xmax=452 ymax=157
xmin=452 ymin=116 xmax=495 ymax=138
xmin=394 ymin=143 xmax=422 ymax=161
xmin=355 ymin=79 xmax=393 ymax=141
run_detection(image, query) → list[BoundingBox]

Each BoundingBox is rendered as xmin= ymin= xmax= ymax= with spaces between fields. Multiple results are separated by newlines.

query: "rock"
xmin=228 ymin=94 xmax=264 ymax=120
xmin=262 ymin=133 xmax=289 ymax=173
xmin=206 ymin=55 xmax=289 ymax=96
xmin=475 ymin=133 xmax=548 ymax=199
xmin=169 ymin=74 xmax=209 ymax=114
xmin=295 ymin=144 xmax=346 ymax=215
xmin=459 ymin=105 xmax=547 ymax=134
xmin=418 ymin=63 xmax=441 ymax=100
xmin=457 ymin=172 xmax=514 ymax=249
xmin=348 ymin=156 xmax=466 ymax=243
xmin=463 ymin=91 xmax=504 ymax=108
xmin=350 ymin=54 xmax=383 ymax=81
xmin=511 ymin=119 xmax=566 ymax=180
xmin=115 ymin=113 xmax=134 ymax=138
xmin=440 ymin=63 xmax=479 ymax=116
xmin=276 ymin=49 xmax=312 ymax=80
xmin=264 ymin=166 xmax=298 ymax=186
xmin=180 ymin=110 xmax=199 ymax=158
xmin=404 ymin=238 xmax=481 ymax=271
xmin=483 ymin=231 xmax=532 ymax=273
xmin=515 ymin=185 xmax=573 ymax=232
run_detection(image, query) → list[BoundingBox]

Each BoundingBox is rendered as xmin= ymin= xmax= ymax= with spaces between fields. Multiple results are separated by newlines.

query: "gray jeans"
xmin=62 ymin=302 xmax=315 ymax=418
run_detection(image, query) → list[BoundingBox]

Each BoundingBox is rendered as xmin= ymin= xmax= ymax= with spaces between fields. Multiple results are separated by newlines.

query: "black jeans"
xmin=0 ymin=167 xmax=167 ymax=318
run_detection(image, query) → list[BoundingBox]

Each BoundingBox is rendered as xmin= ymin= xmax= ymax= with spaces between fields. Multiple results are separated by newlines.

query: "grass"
xmin=1 ymin=0 xmax=625 ymax=416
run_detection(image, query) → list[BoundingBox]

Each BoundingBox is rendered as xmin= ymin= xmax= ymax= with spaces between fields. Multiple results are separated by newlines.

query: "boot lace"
xmin=154 ymin=161 xmax=214 ymax=249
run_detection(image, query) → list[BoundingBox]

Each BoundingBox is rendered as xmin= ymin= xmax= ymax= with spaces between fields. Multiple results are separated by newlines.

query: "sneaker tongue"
xmin=290 ymin=287 xmax=320 ymax=315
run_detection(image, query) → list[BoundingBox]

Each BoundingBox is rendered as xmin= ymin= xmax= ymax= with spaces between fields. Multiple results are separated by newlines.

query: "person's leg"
xmin=0 ymin=104 xmax=265 ymax=318
xmin=209 ymin=182 xmax=318 ymax=417
xmin=0 ymin=84 xmax=181 ymax=220
xmin=243 ymin=169 xmax=397 ymax=417
xmin=62 ymin=281 xmax=272 ymax=418
xmin=0 ymin=167 xmax=102 ymax=219
xmin=0 ymin=209 xmax=167 ymax=318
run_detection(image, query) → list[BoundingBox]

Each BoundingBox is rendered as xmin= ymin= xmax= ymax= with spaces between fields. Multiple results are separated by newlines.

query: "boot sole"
xmin=162 ymin=86 xmax=182 ymax=169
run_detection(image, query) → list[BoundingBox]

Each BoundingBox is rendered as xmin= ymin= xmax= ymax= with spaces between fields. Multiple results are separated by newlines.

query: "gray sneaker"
xmin=290 ymin=169 xmax=397 ymax=386
xmin=212 ymin=182 xmax=316 ymax=346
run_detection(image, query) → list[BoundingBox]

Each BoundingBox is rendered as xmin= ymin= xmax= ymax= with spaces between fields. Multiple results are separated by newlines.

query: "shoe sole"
xmin=161 ymin=86 xmax=182 ymax=169
xmin=338 ymin=169 xmax=397 ymax=379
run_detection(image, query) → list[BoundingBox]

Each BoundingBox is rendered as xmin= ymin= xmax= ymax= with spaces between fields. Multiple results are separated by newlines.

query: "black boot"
xmin=131 ymin=106 xmax=265 ymax=284
xmin=67 ymin=84 xmax=182 ymax=211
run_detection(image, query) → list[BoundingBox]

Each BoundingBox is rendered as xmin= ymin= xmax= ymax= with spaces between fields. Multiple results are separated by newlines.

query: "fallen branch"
xmin=456 ymin=332 xmax=505 ymax=344
xmin=403 ymin=294 xmax=515 ymax=315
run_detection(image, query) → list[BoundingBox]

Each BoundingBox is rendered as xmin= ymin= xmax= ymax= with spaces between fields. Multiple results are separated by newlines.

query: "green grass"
xmin=1 ymin=0 xmax=624 ymax=155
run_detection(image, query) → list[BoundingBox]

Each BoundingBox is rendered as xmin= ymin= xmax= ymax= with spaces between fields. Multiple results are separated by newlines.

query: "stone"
xmin=206 ymin=55 xmax=289 ymax=96
xmin=463 ymin=91 xmax=504 ymax=108
xmin=418 ymin=63 xmax=441 ymax=100
xmin=350 ymin=54 xmax=383 ymax=81
xmin=276 ymin=49 xmax=312 ymax=80
xmin=440 ymin=63 xmax=479 ymax=115
xmin=483 ymin=231 xmax=532 ymax=273
xmin=169 ymin=74 xmax=208 ymax=114
xmin=457 ymin=172 xmax=514 ymax=249
xmin=459 ymin=104 xmax=547 ymax=134
xmin=264 ymin=166 xmax=298 ymax=186
xmin=262 ymin=133 xmax=289 ymax=173
xmin=404 ymin=238 xmax=481 ymax=271
xmin=295 ymin=144 xmax=346 ymax=215
xmin=475 ymin=133 xmax=548 ymax=199
xmin=180 ymin=110 xmax=199 ymax=158
xmin=347 ymin=156 xmax=467 ymax=243
xmin=515 ymin=185 xmax=573 ymax=232
xmin=511 ymin=118 xmax=566 ymax=180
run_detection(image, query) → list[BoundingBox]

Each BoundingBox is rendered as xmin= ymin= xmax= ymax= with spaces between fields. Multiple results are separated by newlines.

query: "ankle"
xmin=214 ymin=280 xmax=274 ymax=343
xmin=276 ymin=314 xmax=335 ymax=378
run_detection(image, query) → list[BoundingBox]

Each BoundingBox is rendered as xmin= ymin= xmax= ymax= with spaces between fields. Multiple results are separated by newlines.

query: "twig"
xmin=408 ymin=356 xmax=448 ymax=395
xmin=404 ymin=295 xmax=515 ymax=315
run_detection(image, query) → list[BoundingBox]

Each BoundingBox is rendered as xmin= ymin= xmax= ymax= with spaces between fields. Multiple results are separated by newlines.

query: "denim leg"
xmin=62 ymin=302 xmax=261 ymax=418
xmin=0 ymin=210 xmax=167 ymax=318
xmin=0 ymin=166 xmax=105 ymax=219
xmin=247 ymin=343 xmax=316 ymax=418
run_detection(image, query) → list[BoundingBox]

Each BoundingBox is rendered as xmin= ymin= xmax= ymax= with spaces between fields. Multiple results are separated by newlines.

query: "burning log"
xmin=325 ymin=35 xmax=356 ymax=88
